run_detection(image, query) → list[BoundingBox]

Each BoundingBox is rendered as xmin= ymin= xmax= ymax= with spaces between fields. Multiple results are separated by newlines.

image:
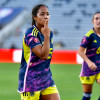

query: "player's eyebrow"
xmin=95 ymin=16 xmax=100 ymax=19
xmin=41 ymin=11 xmax=49 ymax=14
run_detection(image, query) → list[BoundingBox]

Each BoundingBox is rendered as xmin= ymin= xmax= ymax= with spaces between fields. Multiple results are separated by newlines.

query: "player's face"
xmin=34 ymin=6 xmax=50 ymax=27
xmin=92 ymin=13 xmax=100 ymax=29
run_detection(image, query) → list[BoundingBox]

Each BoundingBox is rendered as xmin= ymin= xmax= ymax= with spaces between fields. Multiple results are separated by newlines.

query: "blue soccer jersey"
xmin=80 ymin=29 xmax=100 ymax=76
xmin=18 ymin=25 xmax=55 ymax=93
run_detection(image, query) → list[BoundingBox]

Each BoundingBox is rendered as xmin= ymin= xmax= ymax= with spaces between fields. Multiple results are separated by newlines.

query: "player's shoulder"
xmin=85 ymin=29 xmax=94 ymax=37
xmin=49 ymin=29 xmax=53 ymax=37
xmin=26 ymin=26 xmax=35 ymax=34
xmin=49 ymin=28 xmax=53 ymax=34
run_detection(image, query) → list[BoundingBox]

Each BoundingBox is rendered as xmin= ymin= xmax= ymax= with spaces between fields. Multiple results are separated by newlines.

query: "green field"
xmin=0 ymin=63 xmax=100 ymax=100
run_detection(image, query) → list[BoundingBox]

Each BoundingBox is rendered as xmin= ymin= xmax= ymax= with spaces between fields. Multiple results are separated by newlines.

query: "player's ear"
xmin=92 ymin=19 xmax=94 ymax=24
xmin=33 ymin=16 xmax=37 ymax=21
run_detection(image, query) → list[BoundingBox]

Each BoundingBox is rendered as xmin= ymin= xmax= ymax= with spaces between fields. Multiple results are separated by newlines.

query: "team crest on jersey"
xmin=34 ymin=37 xmax=39 ymax=43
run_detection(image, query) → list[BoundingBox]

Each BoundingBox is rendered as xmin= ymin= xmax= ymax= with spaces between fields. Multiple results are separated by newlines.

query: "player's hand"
xmin=41 ymin=20 xmax=50 ymax=37
xmin=88 ymin=61 xmax=97 ymax=71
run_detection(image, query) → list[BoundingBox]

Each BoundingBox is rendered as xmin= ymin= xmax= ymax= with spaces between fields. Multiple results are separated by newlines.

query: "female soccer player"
xmin=17 ymin=4 xmax=60 ymax=100
xmin=78 ymin=12 xmax=100 ymax=100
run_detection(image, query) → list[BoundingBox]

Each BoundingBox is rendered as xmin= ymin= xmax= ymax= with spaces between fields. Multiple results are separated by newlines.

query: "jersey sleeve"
xmin=80 ymin=29 xmax=94 ymax=48
xmin=24 ymin=29 xmax=41 ymax=50
xmin=80 ymin=36 xmax=89 ymax=48
xmin=80 ymin=34 xmax=92 ymax=48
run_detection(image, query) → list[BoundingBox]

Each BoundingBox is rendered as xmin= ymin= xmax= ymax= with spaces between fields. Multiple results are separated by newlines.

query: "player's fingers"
xmin=93 ymin=65 xmax=97 ymax=71
xmin=94 ymin=64 xmax=97 ymax=69
xmin=44 ymin=20 xmax=48 ymax=26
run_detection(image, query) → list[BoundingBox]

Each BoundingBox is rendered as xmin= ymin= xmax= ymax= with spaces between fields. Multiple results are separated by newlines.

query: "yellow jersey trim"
xmin=32 ymin=27 xmax=39 ymax=37
xmin=23 ymin=36 xmax=31 ymax=63
xmin=85 ymin=30 xmax=94 ymax=37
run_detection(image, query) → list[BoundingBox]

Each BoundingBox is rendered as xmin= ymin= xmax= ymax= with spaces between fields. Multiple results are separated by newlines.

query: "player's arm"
xmin=78 ymin=46 xmax=97 ymax=71
xmin=32 ymin=20 xmax=50 ymax=60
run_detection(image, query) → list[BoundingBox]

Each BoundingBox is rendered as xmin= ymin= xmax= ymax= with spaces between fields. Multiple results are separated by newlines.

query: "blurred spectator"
xmin=53 ymin=29 xmax=59 ymax=35
xmin=54 ymin=41 xmax=65 ymax=48
xmin=10 ymin=43 xmax=17 ymax=49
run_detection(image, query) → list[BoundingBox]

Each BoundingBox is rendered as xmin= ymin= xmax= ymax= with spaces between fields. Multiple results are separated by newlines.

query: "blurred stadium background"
xmin=0 ymin=0 xmax=100 ymax=100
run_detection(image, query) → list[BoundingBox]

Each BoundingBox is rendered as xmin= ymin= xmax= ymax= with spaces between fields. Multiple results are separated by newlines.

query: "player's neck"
xmin=94 ymin=28 xmax=100 ymax=37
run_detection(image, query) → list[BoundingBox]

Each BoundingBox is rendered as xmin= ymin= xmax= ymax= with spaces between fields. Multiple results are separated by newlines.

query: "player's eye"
xmin=40 ymin=13 xmax=44 ymax=16
xmin=47 ymin=13 xmax=49 ymax=16
xmin=95 ymin=17 xmax=99 ymax=20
